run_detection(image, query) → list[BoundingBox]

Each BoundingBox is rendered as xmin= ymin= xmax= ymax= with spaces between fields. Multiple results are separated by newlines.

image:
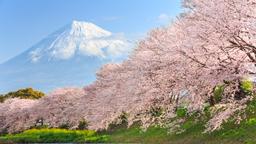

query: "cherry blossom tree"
xmin=1 ymin=0 xmax=256 ymax=133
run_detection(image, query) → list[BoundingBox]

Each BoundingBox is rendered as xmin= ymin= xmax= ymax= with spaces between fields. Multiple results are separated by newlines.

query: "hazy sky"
xmin=0 ymin=0 xmax=182 ymax=63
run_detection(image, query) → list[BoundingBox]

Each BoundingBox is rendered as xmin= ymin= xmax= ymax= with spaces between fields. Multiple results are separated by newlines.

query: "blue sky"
xmin=0 ymin=0 xmax=182 ymax=63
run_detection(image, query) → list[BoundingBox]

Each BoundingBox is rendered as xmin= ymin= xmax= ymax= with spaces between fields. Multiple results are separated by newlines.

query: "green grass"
xmin=103 ymin=100 xmax=256 ymax=144
xmin=105 ymin=124 xmax=171 ymax=144
xmin=176 ymin=107 xmax=188 ymax=118
xmin=0 ymin=128 xmax=108 ymax=143
xmin=103 ymin=119 xmax=253 ymax=144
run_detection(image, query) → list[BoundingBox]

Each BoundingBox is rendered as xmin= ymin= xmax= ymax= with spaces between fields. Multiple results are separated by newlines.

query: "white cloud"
xmin=29 ymin=50 xmax=42 ymax=63
xmin=157 ymin=13 xmax=171 ymax=24
xmin=79 ymin=40 xmax=108 ymax=58
xmin=79 ymin=39 xmax=130 ymax=58
xmin=107 ymin=40 xmax=129 ymax=56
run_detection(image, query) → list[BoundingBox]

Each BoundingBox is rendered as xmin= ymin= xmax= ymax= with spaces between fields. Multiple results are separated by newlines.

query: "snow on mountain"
xmin=29 ymin=21 xmax=130 ymax=62
xmin=0 ymin=21 xmax=132 ymax=93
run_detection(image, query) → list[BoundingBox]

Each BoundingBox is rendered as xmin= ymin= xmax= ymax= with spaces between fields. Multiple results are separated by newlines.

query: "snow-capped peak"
xmin=29 ymin=21 xmax=131 ymax=63
xmin=70 ymin=21 xmax=112 ymax=39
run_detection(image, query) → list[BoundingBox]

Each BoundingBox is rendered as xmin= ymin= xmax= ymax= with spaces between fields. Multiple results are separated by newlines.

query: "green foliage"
xmin=0 ymin=129 xmax=108 ymax=143
xmin=203 ymin=103 xmax=211 ymax=118
xmin=0 ymin=95 xmax=4 ymax=103
xmin=213 ymin=85 xmax=225 ymax=104
xmin=58 ymin=123 xmax=70 ymax=129
xmin=32 ymin=124 xmax=49 ymax=129
xmin=77 ymin=119 xmax=89 ymax=130
xmin=149 ymin=106 xmax=163 ymax=117
xmin=102 ymin=99 xmax=256 ymax=144
xmin=206 ymin=99 xmax=256 ymax=143
xmin=106 ymin=112 xmax=129 ymax=132
xmin=176 ymin=107 xmax=187 ymax=118
xmin=246 ymin=99 xmax=256 ymax=117
xmin=241 ymin=79 xmax=254 ymax=94
xmin=246 ymin=118 xmax=256 ymax=126
xmin=30 ymin=118 xmax=47 ymax=130
xmin=0 ymin=88 xmax=45 ymax=103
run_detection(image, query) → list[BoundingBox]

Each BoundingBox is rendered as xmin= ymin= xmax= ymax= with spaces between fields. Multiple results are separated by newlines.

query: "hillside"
xmin=103 ymin=98 xmax=256 ymax=144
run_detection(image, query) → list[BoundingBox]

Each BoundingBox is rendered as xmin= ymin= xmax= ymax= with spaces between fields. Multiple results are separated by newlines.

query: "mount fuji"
xmin=0 ymin=21 xmax=132 ymax=93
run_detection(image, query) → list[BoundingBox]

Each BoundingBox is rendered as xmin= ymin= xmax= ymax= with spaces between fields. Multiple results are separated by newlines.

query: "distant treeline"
xmin=0 ymin=88 xmax=45 ymax=103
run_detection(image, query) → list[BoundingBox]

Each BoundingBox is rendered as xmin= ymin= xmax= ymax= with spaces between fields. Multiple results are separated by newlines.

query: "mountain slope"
xmin=0 ymin=21 xmax=131 ymax=93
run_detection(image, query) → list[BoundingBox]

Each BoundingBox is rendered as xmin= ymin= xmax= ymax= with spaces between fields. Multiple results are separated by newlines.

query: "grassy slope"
xmin=105 ymin=99 xmax=256 ymax=144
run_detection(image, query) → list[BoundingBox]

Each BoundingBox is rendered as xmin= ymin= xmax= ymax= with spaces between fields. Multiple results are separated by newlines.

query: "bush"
xmin=59 ymin=123 xmax=70 ymax=129
xmin=209 ymin=84 xmax=224 ymax=106
xmin=0 ymin=95 xmax=4 ymax=103
xmin=176 ymin=107 xmax=187 ymax=118
xmin=212 ymin=85 xmax=225 ymax=104
xmin=77 ymin=119 xmax=88 ymax=130
xmin=246 ymin=118 xmax=256 ymax=126
xmin=241 ymin=79 xmax=254 ymax=94
xmin=106 ymin=112 xmax=129 ymax=132
xmin=0 ymin=88 xmax=45 ymax=103
xmin=149 ymin=106 xmax=163 ymax=117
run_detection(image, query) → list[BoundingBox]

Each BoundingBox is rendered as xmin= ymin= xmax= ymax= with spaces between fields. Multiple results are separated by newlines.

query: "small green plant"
xmin=203 ymin=103 xmax=211 ymax=119
xmin=106 ymin=112 xmax=129 ymax=132
xmin=149 ymin=106 xmax=163 ymax=117
xmin=77 ymin=119 xmax=88 ymax=130
xmin=59 ymin=123 xmax=70 ymax=129
xmin=176 ymin=107 xmax=187 ymax=118
xmin=241 ymin=79 xmax=254 ymax=95
xmin=213 ymin=85 xmax=225 ymax=104
xmin=246 ymin=118 xmax=256 ymax=126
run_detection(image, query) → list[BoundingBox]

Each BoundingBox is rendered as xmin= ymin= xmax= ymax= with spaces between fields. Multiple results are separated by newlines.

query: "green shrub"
xmin=6 ymin=88 xmax=45 ymax=99
xmin=176 ymin=107 xmax=187 ymax=118
xmin=213 ymin=85 xmax=225 ymax=104
xmin=246 ymin=99 xmax=256 ymax=116
xmin=203 ymin=103 xmax=211 ymax=119
xmin=106 ymin=112 xmax=129 ymax=132
xmin=0 ymin=88 xmax=45 ymax=103
xmin=241 ymin=79 xmax=254 ymax=94
xmin=77 ymin=119 xmax=88 ymax=130
xmin=149 ymin=106 xmax=163 ymax=117
xmin=59 ymin=123 xmax=70 ymax=129
xmin=246 ymin=118 xmax=256 ymax=126
xmin=0 ymin=95 xmax=4 ymax=103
